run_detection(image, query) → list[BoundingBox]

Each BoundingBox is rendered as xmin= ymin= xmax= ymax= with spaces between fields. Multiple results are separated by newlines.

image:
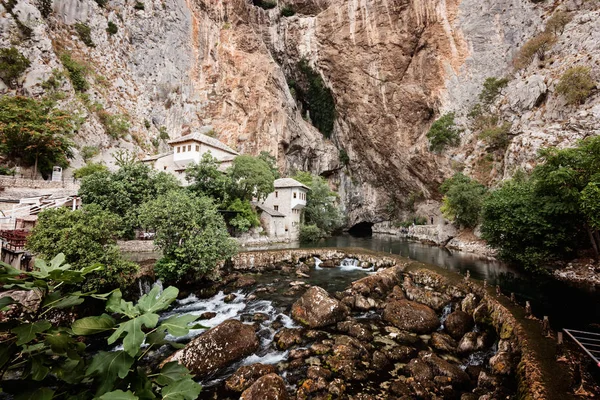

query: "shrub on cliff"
xmin=479 ymin=121 xmax=512 ymax=150
xmin=106 ymin=21 xmax=118 ymax=35
xmin=0 ymin=47 xmax=30 ymax=88
xmin=440 ymin=173 xmax=487 ymax=229
xmin=514 ymin=32 xmax=556 ymax=70
xmin=426 ymin=112 xmax=461 ymax=152
xmin=544 ymin=11 xmax=572 ymax=36
xmin=479 ymin=77 xmax=509 ymax=105
xmin=26 ymin=205 xmax=138 ymax=291
xmin=73 ymin=162 xmax=107 ymax=179
xmin=75 ymin=23 xmax=95 ymax=47
xmin=555 ymin=66 xmax=595 ymax=105
xmin=138 ymin=190 xmax=238 ymax=282
xmin=60 ymin=52 xmax=89 ymax=92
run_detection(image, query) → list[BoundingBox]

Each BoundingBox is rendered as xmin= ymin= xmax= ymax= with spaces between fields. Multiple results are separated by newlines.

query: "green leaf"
xmin=155 ymin=362 xmax=194 ymax=386
xmin=107 ymin=289 xmax=138 ymax=318
xmin=98 ymin=390 xmax=138 ymax=400
xmin=72 ymin=314 xmax=115 ymax=335
xmin=16 ymin=387 xmax=54 ymax=400
xmin=146 ymin=329 xmax=167 ymax=346
xmin=45 ymin=331 xmax=74 ymax=353
xmin=137 ymin=286 xmax=178 ymax=314
xmin=53 ymin=295 xmax=84 ymax=309
xmin=161 ymin=378 xmax=202 ymax=400
xmin=0 ymin=341 xmax=17 ymax=369
xmin=31 ymin=355 xmax=50 ymax=381
xmin=0 ymin=296 xmax=15 ymax=309
xmin=86 ymin=351 xmax=134 ymax=396
xmin=55 ymin=358 xmax=85 ymax=384
xmin=108 ymin=313 xmax=159 ymax=357
xmin=159 ymin=314 xmax=199 ymax=337
xmin=11 ymin=321 xmax=52 ymax=345
xmin=131 ymin=369 xmax=156 ymax=400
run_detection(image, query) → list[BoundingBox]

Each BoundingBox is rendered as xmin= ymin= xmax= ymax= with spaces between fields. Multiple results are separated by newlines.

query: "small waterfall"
xmin=438 ymin=303 xmax=453 ymax=330
xmin=138 ymin=279 xmax=153 ymax=297
xmin=339 ymin=258 xmax=374 ymax=272
xmin=314 ymin=257 xmax=323 ymax=270
xmin=461 ymin=341 xmax=498 ymax=369
xmin=153 ymin=279 xmax=163 ymax=294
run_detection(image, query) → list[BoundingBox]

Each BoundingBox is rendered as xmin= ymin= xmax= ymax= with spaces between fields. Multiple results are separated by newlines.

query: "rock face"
xmin=240 ymin=373 xmax=289 ymax=400
xmin=291 ymin=286 xmax=349 ymax=328
xmin=168 ymin=319 xmax=258 ymax=377
xmin=382 ymin=299 xmax=440 ymax=333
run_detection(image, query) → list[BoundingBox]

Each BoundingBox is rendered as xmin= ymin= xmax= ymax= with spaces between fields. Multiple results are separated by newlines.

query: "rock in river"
xmin=291 ymin=286 xmax=349 ymax=328
xmin=226 ymin=363 xmax=276 ymax=392
xmin=445 ymin=310 xmax=474 ymax=340
xmin=240 ymin=373 xmax=289 ymax=400
xmin=382 ymin=299 xmax=440 ymax=333
xmin=167 ymin=319 xmax=258 ymax=377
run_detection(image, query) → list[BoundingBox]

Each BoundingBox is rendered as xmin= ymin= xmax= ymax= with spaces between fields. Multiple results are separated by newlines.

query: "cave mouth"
xmin=348 ymin=221 xmax=374 ymax=237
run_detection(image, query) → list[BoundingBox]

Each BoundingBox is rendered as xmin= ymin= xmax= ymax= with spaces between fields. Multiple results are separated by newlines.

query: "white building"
xmin=255 ymin=178 xmax=310 ymax=239
xmin=141 ymin=127 xmax=238 ymax=185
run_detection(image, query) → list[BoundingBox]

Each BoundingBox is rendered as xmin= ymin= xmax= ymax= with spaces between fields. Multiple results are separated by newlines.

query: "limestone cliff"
xmin=1 ymin=0 xmax=598 ymax=226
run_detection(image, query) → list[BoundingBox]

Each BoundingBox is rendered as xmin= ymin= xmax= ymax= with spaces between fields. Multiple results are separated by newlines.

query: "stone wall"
xmin=0 ymin=176 xmax=80 ymax=191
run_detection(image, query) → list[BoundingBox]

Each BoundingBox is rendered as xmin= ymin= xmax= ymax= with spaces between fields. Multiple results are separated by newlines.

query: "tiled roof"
xmin=141 ymin=151 xmax=173 ymax=162
xmin=274 ymin=178 xmax=310 ymax=190
xmin=167 ymin=127 xmax=238 ymax=155
xmin=253 ymin=202 xmax=285 ymax=217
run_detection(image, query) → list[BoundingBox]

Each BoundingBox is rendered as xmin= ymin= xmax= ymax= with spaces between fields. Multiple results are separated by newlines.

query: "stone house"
xmin=255 ymin=178 xmax=310 ymax=240
xmin=141 ymin=127 xmax=238 ymax=185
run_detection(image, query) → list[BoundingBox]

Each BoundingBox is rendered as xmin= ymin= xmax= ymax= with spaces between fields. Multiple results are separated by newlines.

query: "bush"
xmin=60 ymin=52 xmax=89 ymax=92
xmin=479 ymin=122 xmax=511 ymax=149
xmin=94 ymin=0 xmax=107 ymax=7
xmin=300 ymin=224 xmax=322 ymax=243
xmin=75 ymin=23 xmax=95 ymax=47
xmin=0 ymin=47 xmax=31 ymax=88
xmin=134 ymin=1 xmax=145 ymax=9
xmin=81 ymin=145 xmax=99 ymax=161
xmin=227 ymin=155 xmax=277 ymax=201
xmin=253 ymin=0 xmax=276 ymax=9
xmin=339 ymin=149 xmax=350 ymax=165
xmin=440 ymin=173 xmax=487 ymax=228
xmin=138 ymin=191 xmax=238 ymax=283
xmin=73 ymin=162 xmax=107 ymax=179
xmin=479 ymin=77 xmax=509 ymax=105
xmin=514 ymin=32 xmax=557 ymax=70
xmin=545 ymin=11 xmax=572 ymax=36
xmin=426 ymin=112 xmax=461 ymax=152
xmin=555 ymin=66 xmax=595 ymax=105
xmin=106 ymin=21 xmax=118 ymax=35
xmin=281 ymin=4 xmax=295 ymax=16
xmin=98 ymin=111 xmax=130 ymax=138
xmin=294 ymin=171 xmax=344 ymax=235
xmin=26 ymin=206 xmax=138 ymax=291
xmin=0 ymin=165 xmax=15 ymax=175
xmin=226 ymin=198 xmax=260 ymax=233
xmin=159 ymin=125 xmax=169 ymax=140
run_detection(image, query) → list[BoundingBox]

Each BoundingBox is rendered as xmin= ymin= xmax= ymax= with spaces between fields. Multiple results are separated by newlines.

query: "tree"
xmin=79 ymin=162 xmax=179 ymax=236
xmin=514 ymin=32 xmax=557 ymax=69
xmin=299 ymin=224 xmax=322 ymax=243
xmin=138 ymin=190 xmax=238 ymax=283
xmin=73 ymin=162 xmax=107 ymax=179
xmin=294 ymin=171 xmax=343 ymax=236
xmin=258 ymin=150 xmax=280 ymax=178
xmin=0 ymin=47 xmax=30 ymax=88
xmin=0 ymin=254 xmax=201 ymax=399
xmin=426 ymin=112 xmax=461 ymax=152
xmin=545 ymin=11 xmax=572 ymax=36
xmin=225 ymin=197 xmax=260 ymax=233
xmin=440 ymin=173 xmax=487 ymax=228
xmin=0 ymin=96 xmax=74 ymax=177
xmin=227 ymin=155 xmax=276 ymax=201
xmin=555 ymin=66 xmax=595 ymax=105
xmin=26 ymin=205 xmax=138 ymax=291
xmin=185 ymin=152 xmax=231 ymax=203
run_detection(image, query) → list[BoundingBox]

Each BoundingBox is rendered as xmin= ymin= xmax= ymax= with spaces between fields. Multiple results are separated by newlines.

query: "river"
xmin=245 ymin=234 xmax=600 ymax=331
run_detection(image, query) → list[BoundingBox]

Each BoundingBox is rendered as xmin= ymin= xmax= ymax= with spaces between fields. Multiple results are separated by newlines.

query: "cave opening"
xmin=348 ymin=221 xmax=373 ymax=237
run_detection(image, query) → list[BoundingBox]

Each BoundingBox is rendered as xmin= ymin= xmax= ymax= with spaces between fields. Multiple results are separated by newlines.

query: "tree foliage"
xmin=0 ymin=254 xmax=201 ymax=399
xmin=138 ymin=190 xmax=237 ymax=283
xmin=225 ymin=197 xmax=260 ymax=233
xmin=545 ymin=11 xmax=572 ymax=36
xmin=26 ymin=206 xmax=138 ymax=291
xmin=426 ymin=112 xmax=461 ymax=152
xmin=440 ymin=173 xmax=487 ymax=228
xmin=185 ymin=152 xmax=230 ymax=203
xmin=79 ymin=162 xmax=179 ymax=236
xmin=0 ymin=47 xmax=30 ymax=88
xmin=299 ymin=224 xmax=322 ymax=243
xmin=228 ymin=155 xmax=276 ymax=201
xmin=555 ymin=66 xmax=595 ymax=105
xmin=478 ymin=77 xmax=509 ymax=105
xmin=514 ymin=32 xmax=557 ymax=70
xmin=73 ymin=162 xmax=108 ymax=179
xmin=0 ymin=96 xmax=74 ymax=176
xmin=294 ymin=172 xmax=343 ymax=236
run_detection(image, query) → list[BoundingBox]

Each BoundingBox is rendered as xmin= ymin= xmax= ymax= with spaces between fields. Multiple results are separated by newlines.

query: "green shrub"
xmin=294 ymin=171 xmax=344 ymax=235
xmin=60 ymin=53 xmax=89 ymax=92
xmin=479 ymin=77 xmax=509 ymax=105
xmin=134 ymin=1 xmax=145 ymax=9
xmin=281 ymin=4 xmax=295 ymax=16
xmin=73 ymin=162 xmax=107 ymax=179
xmin=426 ymin=112 xmax=461 ymax=152
xmin=544 ymin=11 xmax=572 ymax=36
xmin=479 ymin=122 xmax=512 ymax=149
xmin=75 ymin=23 xmax=95 ymax=47
xmin=159 ymin=125 xmax=169 ymax=140
xmin=106 ymin=21 xmax=118 ymax=35
xmin=555 ymin=66 xmax=595 ymax=105
xmin=81 ymin=145 xmax=99 ymax=161
xmin=514 ymin=32 xmax=557 ymax=69
xmin=98 ymin=111 xmax=130 ymax=138
xmin=339 ymin=149 xmax=350 ymax=165
xmin=0 ymin=165 xmax=15 ymax=175
xmin=94 ymin=0 xmax=107 ymax=7
xmin=300 ymin=224 xmax=322 ymax=243
xmin=226 ymin=198 xmax=260 ymax=233
xmin=440 ymin=173 xmax=487 ymax=228
xmin=0 ymin=47 xmax=31 ymax=88
xmin=253 ymin=0 xmax=277 ymax=9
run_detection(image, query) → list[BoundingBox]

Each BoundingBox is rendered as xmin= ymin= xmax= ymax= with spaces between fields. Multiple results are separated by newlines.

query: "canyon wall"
xmin=1 ymin=0 xmax=598 ymax=225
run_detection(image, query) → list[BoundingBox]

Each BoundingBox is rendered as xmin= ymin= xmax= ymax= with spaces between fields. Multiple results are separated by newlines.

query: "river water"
xmin=247 ymin=234 xmax=600 ymax=331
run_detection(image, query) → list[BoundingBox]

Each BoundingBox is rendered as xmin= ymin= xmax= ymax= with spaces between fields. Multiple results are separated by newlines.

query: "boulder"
xmin=430 ymin=332 xmax=458 ymax=354
xmin=403 ymin=276 xmax=451 ymax=311
xmin=422 ymin=352 xmax=470 ymax=386
xmin=225 ymin=363 xmax=276 ymax=392
xmin=383 ymin=299 xmax=440 ymax=333
xmin=274 ymin=328 xmax=305 ymax=350
xmin=236 ymin=275 xmax=257 ymax=288
xmin=457 ymin=332 xmax=478 ymax=354
xmin=406 ymin=358 xmax=433 ymax=383
xmin=240 ymin=373 xmax=289 ymax=400
xmin=489 ymin=351 xmax=512 ymax=375
xmin=461 ymin=293 xmax=479 ymax=315
xmin=167 ymin=319 xmax=258 ymax=377
xmin=445 ymin=310 xmax=474 ymax=340
xmin=291 ymin=286 xmax=349 ymax=328
xmin=350 ymin=265 xmax=404 ymax=298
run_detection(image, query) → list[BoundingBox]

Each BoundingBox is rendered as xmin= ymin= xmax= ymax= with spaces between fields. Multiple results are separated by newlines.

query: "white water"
xmin=339 ymin=258 xmax=374 ymax=272
xmin=314 ymin=257 xmax=323 ymax=270
xmin=438 ymin=303 xmax=453 ymax=330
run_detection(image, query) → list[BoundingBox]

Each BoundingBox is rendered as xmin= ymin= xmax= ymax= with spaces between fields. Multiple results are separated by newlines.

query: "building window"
xmin=293 ymin=192 xmax=297 ymax=199
xmin=188 ymin=145 xmax=192 ymax=151
xmin=196 ymin=145 xmax=199 ymax=151
xmin=177 ymin=147 xmax=181 ymax=153
xmin=275 ymin=191 xmax=278 ymax=198
xmin=163 ymin=166 xmax=167 ymax=170
xmin=274 ymin=205 xmax=279 ymax=211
